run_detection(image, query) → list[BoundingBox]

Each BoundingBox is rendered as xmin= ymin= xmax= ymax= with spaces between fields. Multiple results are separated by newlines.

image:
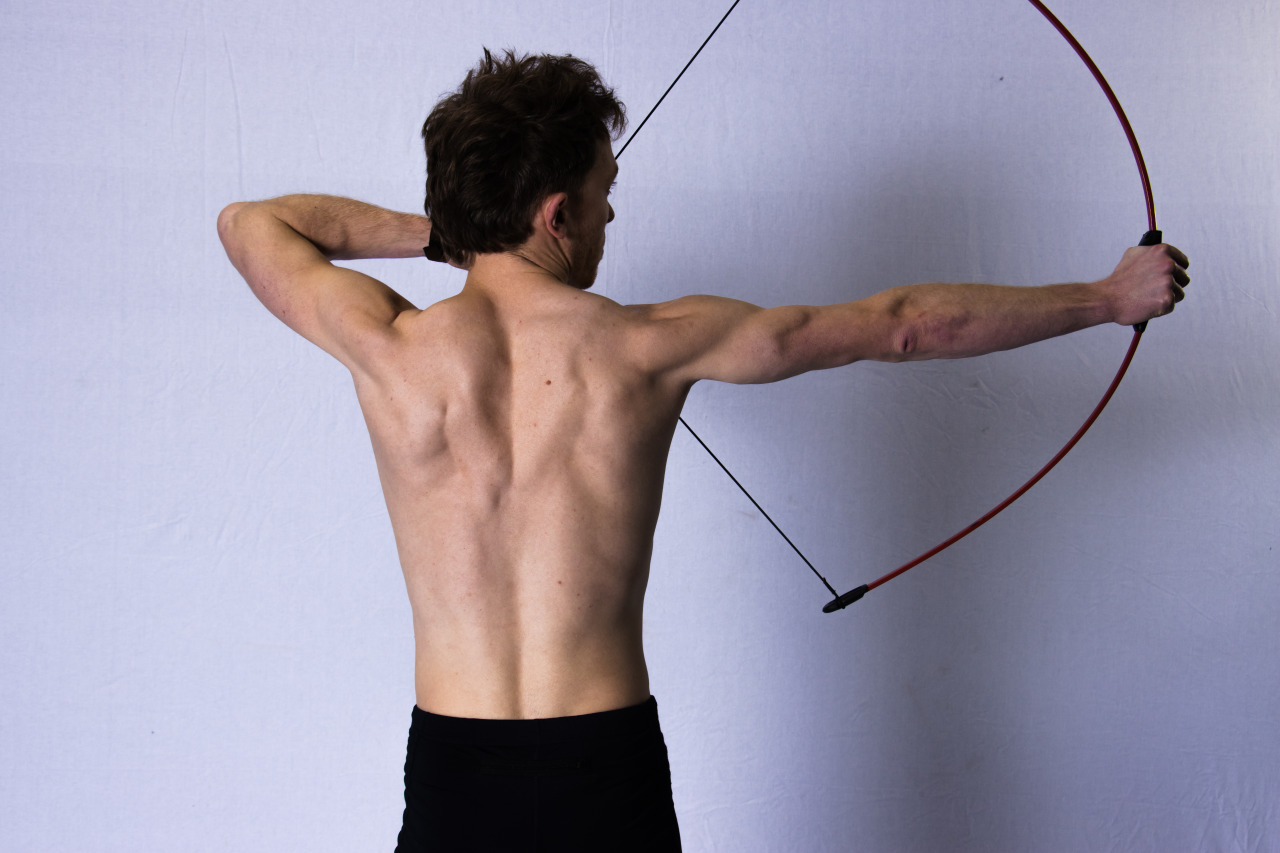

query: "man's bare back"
xmin=356 ymin=272 xmax=688 ymax=719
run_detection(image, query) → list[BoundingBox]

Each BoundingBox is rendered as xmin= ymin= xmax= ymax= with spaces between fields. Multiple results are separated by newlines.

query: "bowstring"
xmin=613 ymin=0 xmax=838 ymax=598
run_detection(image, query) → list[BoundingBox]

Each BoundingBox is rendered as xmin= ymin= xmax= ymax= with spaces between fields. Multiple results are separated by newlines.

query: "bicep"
xmin=219 ymin=203 xmax=414 ymax=370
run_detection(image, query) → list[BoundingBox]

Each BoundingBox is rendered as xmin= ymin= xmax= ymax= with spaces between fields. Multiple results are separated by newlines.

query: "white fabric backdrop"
xmin=2 ymin=1 xmax=1277 ymax=850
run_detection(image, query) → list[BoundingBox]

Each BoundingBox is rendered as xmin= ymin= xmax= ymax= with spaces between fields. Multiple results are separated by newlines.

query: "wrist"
xmin=1079 ymin=278 xmax=1119 ymax=327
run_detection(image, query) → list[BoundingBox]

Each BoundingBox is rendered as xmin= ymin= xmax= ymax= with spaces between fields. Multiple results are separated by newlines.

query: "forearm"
xmin=884 ymin=279 xmax=1113 ymax=360
xmin=873 ymin=241 xmax=1189 ymax=361
xmin=227 ymin=194 xmax=431 ymax=261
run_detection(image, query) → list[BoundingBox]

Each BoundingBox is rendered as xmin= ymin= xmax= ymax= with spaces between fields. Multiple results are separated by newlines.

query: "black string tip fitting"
xmin=1132 ymin=229 xmax=1163 ymax=333
xmin=823 ymin=585 xmax=870 ymax=614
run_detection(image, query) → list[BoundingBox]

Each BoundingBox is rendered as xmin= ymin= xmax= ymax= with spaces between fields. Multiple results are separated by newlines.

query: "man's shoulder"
xmin=613 ymin=294 xmax=760 ymax=346
xmin=602 ymin=294 xmax=741 ymax=380
xmin=610 ymin=293 xmax=709 ymax=326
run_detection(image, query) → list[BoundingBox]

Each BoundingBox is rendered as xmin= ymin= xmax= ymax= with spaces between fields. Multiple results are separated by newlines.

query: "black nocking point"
xmin=823 ymin=585 xmax=869 ymax=614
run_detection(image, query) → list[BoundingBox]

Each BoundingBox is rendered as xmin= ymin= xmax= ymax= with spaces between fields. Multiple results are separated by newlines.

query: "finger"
xmin=1172 ymin=283 xmax=1186 ymax=304
xmin=1166 ymin=244 xmax=1190 ymax=269
xmin=1173 ymin=266 xmax=1190 ymax=287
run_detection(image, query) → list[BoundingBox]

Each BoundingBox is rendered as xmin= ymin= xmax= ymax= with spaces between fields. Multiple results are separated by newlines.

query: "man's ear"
xmin=539 ymin=192 xmax=571 ymax=240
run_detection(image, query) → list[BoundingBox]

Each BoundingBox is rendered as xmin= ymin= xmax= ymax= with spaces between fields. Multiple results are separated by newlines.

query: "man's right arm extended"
xmin=641 ymin=243 xmax=1189 ymax=386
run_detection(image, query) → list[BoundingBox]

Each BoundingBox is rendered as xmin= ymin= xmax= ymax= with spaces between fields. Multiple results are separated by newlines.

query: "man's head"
xmin=422 ymin=50 xmax=627 ymax=270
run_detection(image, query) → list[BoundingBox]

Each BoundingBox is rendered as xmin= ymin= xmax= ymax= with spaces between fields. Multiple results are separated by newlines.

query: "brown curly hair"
xmin=422 ymin=49 xmax=627 ymax=266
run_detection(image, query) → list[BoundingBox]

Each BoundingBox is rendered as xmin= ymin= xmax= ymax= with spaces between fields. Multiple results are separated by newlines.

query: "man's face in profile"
xmin=565 ymin=138 xmax=618 ymax=290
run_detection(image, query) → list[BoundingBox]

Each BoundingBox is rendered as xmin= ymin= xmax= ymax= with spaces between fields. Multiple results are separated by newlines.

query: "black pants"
xmin=396 ymin=696 xmax=682 ymax=852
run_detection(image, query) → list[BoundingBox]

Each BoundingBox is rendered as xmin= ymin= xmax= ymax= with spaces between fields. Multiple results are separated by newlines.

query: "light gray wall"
xmin=2 ymin=1 xmax=1276 ymax=850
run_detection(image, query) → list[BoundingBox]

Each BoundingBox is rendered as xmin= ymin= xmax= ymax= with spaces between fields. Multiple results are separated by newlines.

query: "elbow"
xmin=892 ymin=324 xmax=920 ymax=360
xmin=892 ymin=311 xmax=970 ymax=361
xmin=887 ymin=295 xmax=921 ymax=359
xmin=879 ymin=292 xmax=924 ymax=361
xmin=216 ymin=202 xmax=249 ymax=245
xmin=883 ymin=286 xmax=977 ymax=361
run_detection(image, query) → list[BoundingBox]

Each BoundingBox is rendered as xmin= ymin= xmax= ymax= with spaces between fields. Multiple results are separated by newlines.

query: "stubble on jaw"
xmin=565 ymin=221 xmax=605 ymax=290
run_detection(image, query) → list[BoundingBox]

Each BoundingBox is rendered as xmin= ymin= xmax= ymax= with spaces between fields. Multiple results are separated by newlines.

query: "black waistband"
xmin=410 ymin=696 xmax=660 ymax=747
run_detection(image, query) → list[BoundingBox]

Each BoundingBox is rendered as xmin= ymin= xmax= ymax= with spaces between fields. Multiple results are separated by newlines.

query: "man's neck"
xmin=465 ymin=250 xmax=576 ymax=298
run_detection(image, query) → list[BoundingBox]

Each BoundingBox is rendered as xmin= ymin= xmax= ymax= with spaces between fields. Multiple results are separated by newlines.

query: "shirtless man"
xmin=217 ymin=51 xmax=1188 ymax=852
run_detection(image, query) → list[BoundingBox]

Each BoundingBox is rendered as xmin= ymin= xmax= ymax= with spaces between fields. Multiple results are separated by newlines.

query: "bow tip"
xmin=823 ymin=585 xmax=869 ymax=614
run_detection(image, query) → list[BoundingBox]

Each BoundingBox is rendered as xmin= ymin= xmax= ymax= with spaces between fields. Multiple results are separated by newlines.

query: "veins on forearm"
xmin=893 ymin=281 xmax=1104 ymax=361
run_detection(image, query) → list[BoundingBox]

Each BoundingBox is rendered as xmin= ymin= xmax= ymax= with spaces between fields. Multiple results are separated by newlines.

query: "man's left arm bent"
xmin=217 ymin=194 xmax=432 ymax=374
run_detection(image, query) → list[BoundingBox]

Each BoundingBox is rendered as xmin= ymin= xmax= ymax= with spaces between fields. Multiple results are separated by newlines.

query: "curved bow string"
xmin=614 ymin=0 xmax=1160 ymax=613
